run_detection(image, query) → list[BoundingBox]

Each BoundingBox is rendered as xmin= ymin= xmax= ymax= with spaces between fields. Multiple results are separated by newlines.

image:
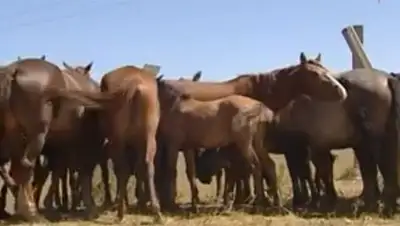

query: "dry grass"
xmin=3 ymin=149 xmax=400 ymax=226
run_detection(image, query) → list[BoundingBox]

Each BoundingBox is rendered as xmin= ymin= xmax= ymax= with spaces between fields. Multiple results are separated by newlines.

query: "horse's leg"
xmin=0 ymin=182 xmax=11 ymax=219
xmin=60 ymin=168 xmax=69 ymax=212
xmin=44 ymin=165 xmax=62 ymax=212
xmin=141 ymin=132 xmax=162 ymax=223
xmin=284 ymin=152 xmax=304 ymax=209
xmin=377 ymin=134 xmax=398 ymax=217
xmin=100 ymin=152 xmax=112 ymax=208
xmin=353 ymin=145 xmax=379 ymax=212
xmin=312 ymin=151 xmax=337 ymax=209
xmin=215 ymin=168 xmax=224 ymax=203
xmin=183 ymin=149 xmax=200 ymax=213
xmin=108 ymin=140 xmax=128 ymax=222
xmin=234 ymin=177 xmax=245 ymax=205
xmin=69 ymin=168 xmax=80 ymax=211
xmin=33 ymin=157 xmax=50 ymax=208
xmin=299 ymin=148 xmax=319 ymax=208
xmin=163 ymin=145 xmax=179 ymax=212
xmin=222 ymin=167 xmax=236 ymax=212
xmin=13 ymin=112 xmax=52 ymax=221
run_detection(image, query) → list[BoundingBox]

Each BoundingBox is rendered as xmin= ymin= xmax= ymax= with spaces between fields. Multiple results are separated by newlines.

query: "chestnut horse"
xmin=0 ymin=58 xmax=106 ymax=221
xmin=99 ymin=65 xmax=162 ymax=223
xmin=166 ymin=53 xmax=347 ymax=112
xmin=32 ymin=61 xmax=106 ymax=218
xmin=156 ymin=77 xmax=277 ymax=212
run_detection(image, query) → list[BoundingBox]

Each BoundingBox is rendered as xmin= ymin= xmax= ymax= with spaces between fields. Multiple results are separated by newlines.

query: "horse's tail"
xmin=386 ymin=78 xmax=400 ymax=197
xmin=43 ymin=88 xmax=113 ymax=109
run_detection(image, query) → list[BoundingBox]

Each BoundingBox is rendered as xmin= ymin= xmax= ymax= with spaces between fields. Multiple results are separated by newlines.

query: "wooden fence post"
xmin=341 ymin=25 xmax=373 ymax=170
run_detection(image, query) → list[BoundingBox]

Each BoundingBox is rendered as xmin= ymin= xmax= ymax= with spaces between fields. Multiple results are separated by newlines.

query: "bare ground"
xmin=3 ymin=148 xmax=400 ymax=226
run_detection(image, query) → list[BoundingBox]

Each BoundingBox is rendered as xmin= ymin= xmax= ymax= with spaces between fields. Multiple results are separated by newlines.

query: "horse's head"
xmin=62 ymin=61 xmax=93 ymax=78
xmin=195 ymin=148 xmax=225 ymax=184
xmin=291 ymin=52 xmax=347 ymax=102
xmin=156 ymin=75 xmax=190 ymax=111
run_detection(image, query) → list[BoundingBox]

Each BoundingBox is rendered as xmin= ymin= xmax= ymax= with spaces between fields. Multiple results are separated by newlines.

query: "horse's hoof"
xmin=20 ymin=158 xmax=34 ymax=168
xmin=153 ymin=214 xmax=164 ymax=224
xmin=84 ymin=209 xmax=100 ymax=221
xmin=191 ymin=205 xmax=199 ymax=214
xmin=0 ymin=210 xmax=11 ymax=220
xmin=220 ymin=205 xmax=233 ymax=215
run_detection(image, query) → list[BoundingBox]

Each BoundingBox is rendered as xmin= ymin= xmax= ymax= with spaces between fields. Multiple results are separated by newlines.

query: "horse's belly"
xmin=307 ymin=105 xmax=354 ymax=149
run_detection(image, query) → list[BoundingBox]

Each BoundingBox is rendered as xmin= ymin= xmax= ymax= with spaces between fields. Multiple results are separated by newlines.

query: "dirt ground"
xmin=3 ymin=148 xmax=400 ymax=226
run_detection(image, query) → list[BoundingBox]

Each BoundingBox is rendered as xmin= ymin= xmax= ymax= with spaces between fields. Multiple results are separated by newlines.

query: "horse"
xmin=31 ymin=61 xmax=107 ymax=218
xmin=156 ymin=76 xmax=278 ymax=212
xmin=166 ymin=52 xmax=347 ymax=113
xmin=0 ymin=58 xmax=106 ymax=221
xmin=174 ymin=71 xmax=225 ymax=202
xmin=99 ymin=65 xmax=162 ymax=223
xmin=155 ymin=53 xmax=347 ymax=205
xmin=272 ymin=68 xmax=400 ymax=215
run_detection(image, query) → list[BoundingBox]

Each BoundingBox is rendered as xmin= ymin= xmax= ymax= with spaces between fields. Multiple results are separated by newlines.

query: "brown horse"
xmin=99 ymin=65 xmax=162 ymax=223
xmin=32 ymin=61 xmax=105 ymax=218
xmin=0 ymin=58 xmax=105 ymax=221
xmin=175 ymin=71 xmax=225 ymax=201
xmin=156 ymin=53 xmax=347 ymax=208
xmin=272 ymin=68 xmax=400 ymax=215
xmin=166 ymin=52 xmax=347 ymax=112
xmin=156 ymin=76 xmax=277 ymax=212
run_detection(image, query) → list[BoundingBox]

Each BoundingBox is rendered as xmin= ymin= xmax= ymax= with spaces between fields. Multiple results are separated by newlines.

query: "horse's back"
xmin=338 ymin=69 xmax=391 ymax=100
xmin=11 ymin=58 xmax=64 ymax=89
xmin=101 ymin=66 xmax=159 ymax=140
xmin=339 ymin=69 xmax=392 ymax=135
xmin=101 ymin=66 xmax=156 ymax=92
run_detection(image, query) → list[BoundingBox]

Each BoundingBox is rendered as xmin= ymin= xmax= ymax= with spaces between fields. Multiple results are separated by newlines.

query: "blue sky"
xmin=0 ymin=0 xmax=396 ymax=81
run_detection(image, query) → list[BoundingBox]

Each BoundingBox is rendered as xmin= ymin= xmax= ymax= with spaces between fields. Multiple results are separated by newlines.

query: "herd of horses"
xmin=0 ymin=52 xmax=399 ymax=224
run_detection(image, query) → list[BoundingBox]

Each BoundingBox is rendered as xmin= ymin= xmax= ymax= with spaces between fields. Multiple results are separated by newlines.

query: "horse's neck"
xmin=233 ymin=73 xmax=295 ymax=112
xmin=168 ymin=80 xmax=236 ymax=101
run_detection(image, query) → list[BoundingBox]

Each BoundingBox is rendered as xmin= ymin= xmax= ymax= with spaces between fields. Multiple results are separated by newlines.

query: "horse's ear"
xmin=84 ymin=62 xmax=93 ymax=73
xmin=331 ymin=153 xmax=338 ymax=162
xmin=156 ymin=74 xmax=164 ymax=81
xmin=299 ymin=52 xmax=307 ymax=64
xmin=192 ymin=71 xmax=202 ymax=81
xmin=315 ymin=53 xmax=321 ymax=62
xmin=62 ymin=61 xmax=74 ymax=71
xmin=40 ymin=55 xmax=46 ymax=60
xmin=10 ymin=67 xmax=21 ymax=80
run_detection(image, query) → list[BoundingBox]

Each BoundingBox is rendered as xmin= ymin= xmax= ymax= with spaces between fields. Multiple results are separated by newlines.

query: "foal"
xmin=156 ymin=77 xmax=278 ymax=212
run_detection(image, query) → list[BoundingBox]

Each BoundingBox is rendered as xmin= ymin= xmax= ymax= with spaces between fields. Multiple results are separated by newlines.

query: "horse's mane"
xmin=233 ymin=59 xmax=324 ymax=83
xmin=158 ymin=79 xmax=191 ymax=100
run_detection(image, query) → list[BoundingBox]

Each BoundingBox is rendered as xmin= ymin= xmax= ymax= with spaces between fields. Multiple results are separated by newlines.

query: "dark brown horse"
xmin=99 ymin=65 xmax=162 ymax=223
xmin=272 ymin=68 xmax=400 ymax=215
xmin=0 ymin=58 xmax=105 ymax=221
xmin=32 ymin=61 xmax=106 ymax=218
